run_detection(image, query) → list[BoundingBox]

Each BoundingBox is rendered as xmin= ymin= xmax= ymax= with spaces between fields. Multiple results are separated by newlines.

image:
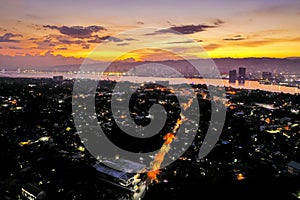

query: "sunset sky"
xmin=0 ymin=0 xmax=300 ymax=66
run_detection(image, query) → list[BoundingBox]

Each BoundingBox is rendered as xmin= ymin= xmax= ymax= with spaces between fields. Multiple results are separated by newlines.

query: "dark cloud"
xmin=142 ymin=29 xmax=171 ymax=35
xmin=43 ymin=35 xmax=84 ymax=45
xmin=30 ymin=24 xmax=43 ymax=31
xmin=0 ymin=27 xmax=7 ymax=32
xmin=169 ymin=24 xmax=217 ymax=34
xmin=146 ymin=22 xmax=223 ymax=35
xmin=33 ymin=36 xmax=58 ymax=49
xmin=32 ymin=34 xmax=92 ymax=50
xmin=28 ymin=37 xmax=38 ymax=41
xmin=44 ymin=35 xmax=53 ymax=40
xmin=43 ymin=38 xmax=52 ymax=43
xmin=58 ymin=38 xmax=82 ymax=45
xmin=56 ymin=47 xmax=68 ymax=50
xmin=213 ymin=19 xmax=225 ymax=26
xmin=87 ymin=35 xmax=104 ymax=43
xmin=166 ymin=21 xmax=175 ymax=26
xmin=203 ymin=43 xmax=220 ymax=51
xmin=0 ymin=33 xmax=23 ymax=43
xmin=223 ymin=38 xmax=245 ymax=41
xmin=87 ymin=35 xmax=123 ymax=43
xmin=116 ymin=42 xmax=130 ymax=46
xmin=223 ymin=34 xmax=245 ymax=41
xmin=43 ymin=25 xmax=106 ymax=38
xmin=224 ymin=38 xmax=245 ymax=41
xmin=170 ymin=24 xmax=217 ymax=34
xmin=165 ymin=40 xmax=194 ymax=44
xmin=137 ymin=21 xmax=144 ymax=25
xmin=124 ymin=38 xmax=137 ymax=41
xmin=101 ymin=36 xmax=123 ymax=42
xmin=33 ymin=41 xmax=52 ymax=49
xmin=8 ymin=46 xmax=22 ymax=49
xmin=81 ymin=44 xmax=90 ymax=49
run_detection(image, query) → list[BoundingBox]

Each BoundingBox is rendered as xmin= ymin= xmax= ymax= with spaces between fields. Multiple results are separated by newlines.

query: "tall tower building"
xmin=229 ymin=70 xmax=237 ymax=83
xmin=238 ymin=67 xmax=246 ymax=84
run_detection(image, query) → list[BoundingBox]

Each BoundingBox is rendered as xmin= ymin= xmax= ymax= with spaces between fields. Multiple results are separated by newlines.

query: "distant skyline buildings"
xmin=238 ymin=67 xmax=246 ymax=84
xmin=226 ymin=66 xmax=300 ymax=88
xmin=262 ymin=71 xmax=272 ymax=80
xmin=228 ymin=67 xmax=246 ymax=84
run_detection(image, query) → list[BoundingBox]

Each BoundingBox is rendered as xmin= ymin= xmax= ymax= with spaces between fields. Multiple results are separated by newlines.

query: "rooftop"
xmin=288 ymin=161 xmax=300 ymax=170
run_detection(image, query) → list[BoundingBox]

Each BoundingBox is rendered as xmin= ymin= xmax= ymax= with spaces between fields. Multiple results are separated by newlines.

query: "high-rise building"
xmin=262 ymin=72 xmax=272 ymax=80
xmin=53 ymin=75 xmax=63 ymax=82
xmin=229 ymin=70 xmax=237 ymax=83
xmin=238 ymin=67 xmax=246 ymax=84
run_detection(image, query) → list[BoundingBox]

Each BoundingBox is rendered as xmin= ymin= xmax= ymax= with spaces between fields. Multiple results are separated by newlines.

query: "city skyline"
xmin=0 ymin=0 xmax=300 ymax=67
xmin=1 ymin=2 xmax=300 ymax=200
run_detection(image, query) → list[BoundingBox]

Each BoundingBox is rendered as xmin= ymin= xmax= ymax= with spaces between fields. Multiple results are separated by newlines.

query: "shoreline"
xmin=0 ymin=72 xmax=299 ymax=94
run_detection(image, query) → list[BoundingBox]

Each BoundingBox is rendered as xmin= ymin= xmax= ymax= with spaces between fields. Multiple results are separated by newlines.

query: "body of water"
xmin=1 ymin=71 xmax=299 ymax=94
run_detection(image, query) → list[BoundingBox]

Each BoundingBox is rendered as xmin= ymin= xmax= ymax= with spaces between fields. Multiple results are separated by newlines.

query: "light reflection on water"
xmin=1 ymin=72 xmax=299 ymax=94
